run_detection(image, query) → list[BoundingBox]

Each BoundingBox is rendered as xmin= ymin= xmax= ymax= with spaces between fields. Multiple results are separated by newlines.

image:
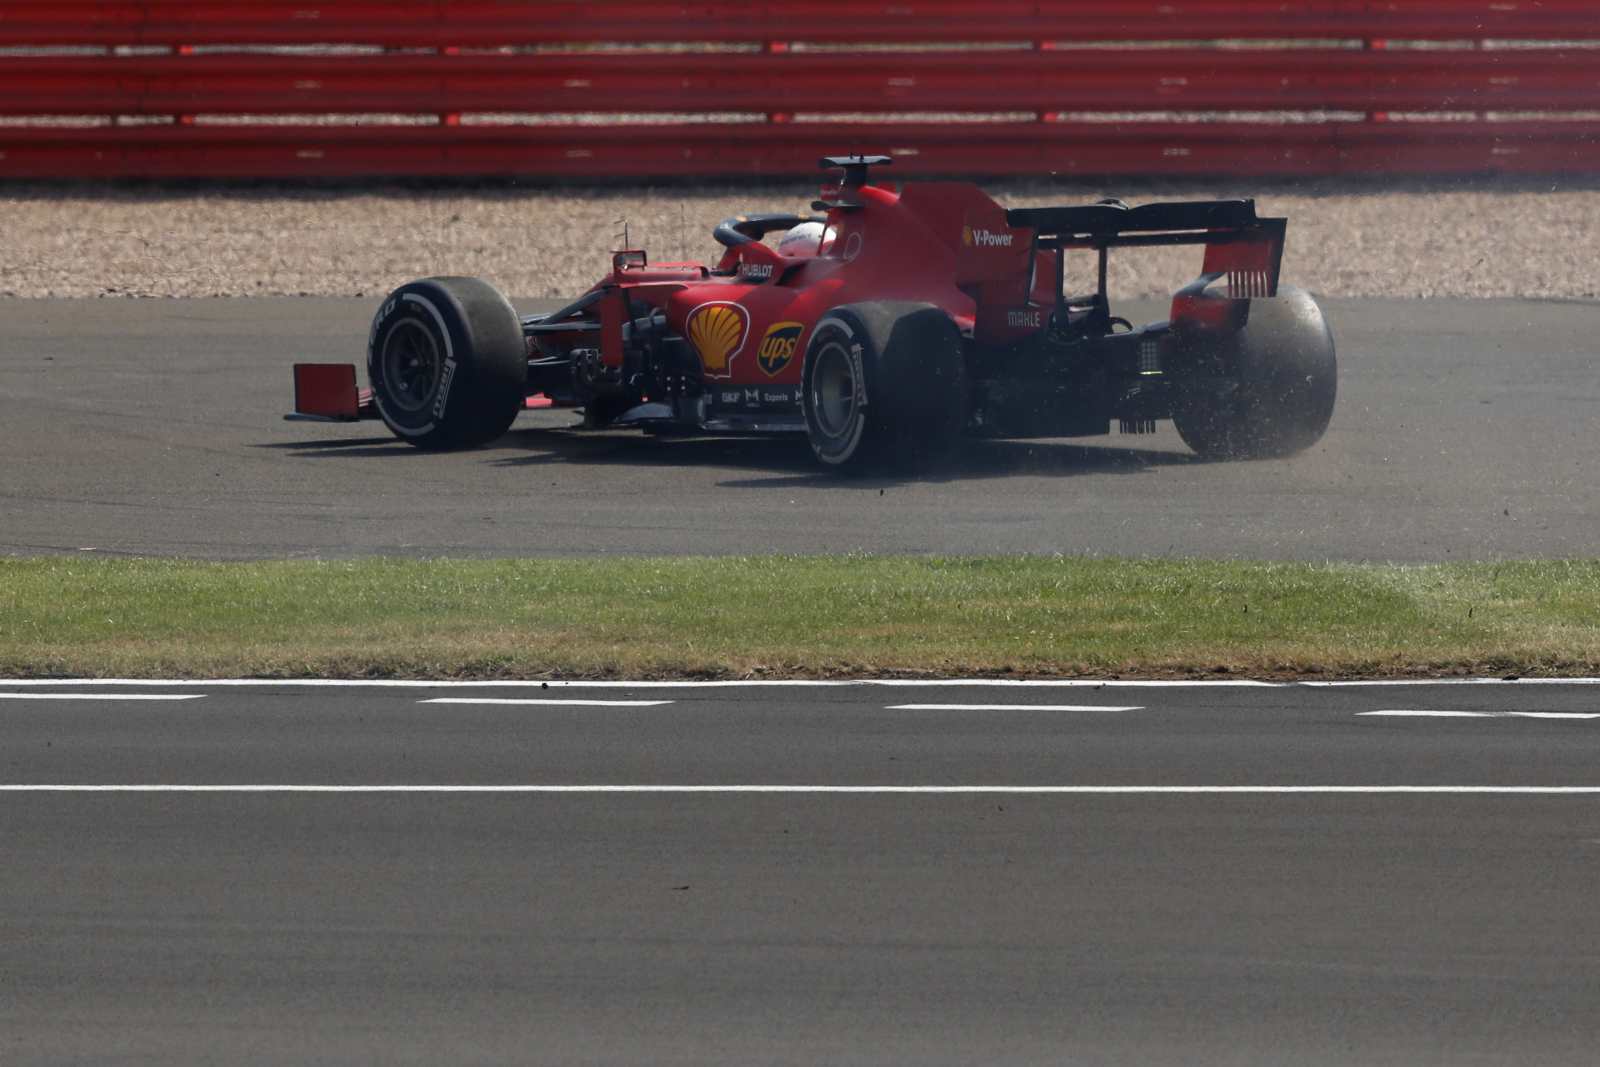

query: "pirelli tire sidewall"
xmin=367 ymin=277 xmax=526 ymax=450
xmin=801 ymin=310 xmax=883 ymax=469
xmin=801 ymin=302 xmax=967 ymax=471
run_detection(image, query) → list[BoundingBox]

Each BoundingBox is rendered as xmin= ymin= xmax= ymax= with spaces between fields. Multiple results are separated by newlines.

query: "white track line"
xmin=2 ymin=785 xmax=1599 ymax=794
xmin=419 ymin=698 xmax=673 ymax=707
xmin=0 ymin=678 xmax=1280 ymax=689
xmin=888 ymin=704 xmax=1141 ymax=712
xmin=0 ymin=678 xmax=1275 ymax=688
xmin=0 ymin=693 xmax=204 ymax=702
xmin=1361 ymin=710 xmax=1600 ymax=720
xmin=1306 ymin=679 xmax=1600 ymax=687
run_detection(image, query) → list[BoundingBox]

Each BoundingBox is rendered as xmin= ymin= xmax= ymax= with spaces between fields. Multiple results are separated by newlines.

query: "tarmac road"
xmin=4 ymin=678 xmax=1600 ymax=1065
xmin=1 ymin=296 xmax=1597 ymax=560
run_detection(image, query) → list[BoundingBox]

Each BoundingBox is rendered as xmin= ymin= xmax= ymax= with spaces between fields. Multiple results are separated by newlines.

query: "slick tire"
xmin=801 ymin=302 xmax=966 ymax=473
xmin=1172 ymin=285 xmax=1337 ymax=460
xmin=367 ymin=276 xmax=526 ymax=450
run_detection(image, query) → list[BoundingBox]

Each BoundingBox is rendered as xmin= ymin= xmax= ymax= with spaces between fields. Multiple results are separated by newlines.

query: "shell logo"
xmin=686 ymin=302 xmax=750 ymax=378
xmin=961 ymin=224 xmax=973 ymax=247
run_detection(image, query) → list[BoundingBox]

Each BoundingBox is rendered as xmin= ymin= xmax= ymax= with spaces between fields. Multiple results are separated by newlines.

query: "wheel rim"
xmin=380 ymin=318 xmax=443 ymax=413
xmin=810 ymin=341 xmax=857 ymax=440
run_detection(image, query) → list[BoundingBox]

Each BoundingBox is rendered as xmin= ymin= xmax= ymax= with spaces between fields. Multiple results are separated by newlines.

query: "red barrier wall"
xmin=2 ymin=2 xmax=1597 ymax=179
xmin=6 ymin=2 xmax=1600 ymax=46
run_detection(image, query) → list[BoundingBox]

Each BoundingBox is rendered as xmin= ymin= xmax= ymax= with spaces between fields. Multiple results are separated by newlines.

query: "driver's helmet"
xmin=777 ymin=220 xmax=834 ymax=257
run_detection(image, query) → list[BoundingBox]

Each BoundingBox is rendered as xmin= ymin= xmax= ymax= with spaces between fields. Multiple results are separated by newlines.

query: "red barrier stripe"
xmin=4 ymin=2 xmax=1597 ymax=178
xmin=3 ymin=121 xmax=1596 ymax=179
xmin=3 ymin=1 xmax=1599 ymax=47
xmin=5 ymin=49 xmax=1599 ymax=116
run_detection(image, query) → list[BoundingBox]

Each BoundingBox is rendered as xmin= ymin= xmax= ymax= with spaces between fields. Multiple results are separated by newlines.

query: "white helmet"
xmin=777 ymin=221 xmax=834 ymax=257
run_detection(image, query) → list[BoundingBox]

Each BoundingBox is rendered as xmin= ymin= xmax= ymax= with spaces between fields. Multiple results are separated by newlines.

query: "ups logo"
xmin=757 ymin=321 xmax=803 ymax=377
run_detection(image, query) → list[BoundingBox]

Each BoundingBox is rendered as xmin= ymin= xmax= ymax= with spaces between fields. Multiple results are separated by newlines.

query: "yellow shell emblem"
xmin=686 ymin=302 xmax=750 ymax=378
xmin=961 ymin=224 xmax=973 ymax=247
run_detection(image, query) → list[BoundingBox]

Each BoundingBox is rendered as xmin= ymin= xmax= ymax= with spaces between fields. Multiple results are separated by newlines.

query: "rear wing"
xmin=1006 ymin=199 xmax=1286 ymax=303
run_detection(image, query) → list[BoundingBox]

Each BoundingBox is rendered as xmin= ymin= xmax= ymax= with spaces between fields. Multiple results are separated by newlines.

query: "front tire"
xmin=1172 ymin=285 xmax=1337 ymax=460
xmin=367 ymin=276 xmax=526 ymax=450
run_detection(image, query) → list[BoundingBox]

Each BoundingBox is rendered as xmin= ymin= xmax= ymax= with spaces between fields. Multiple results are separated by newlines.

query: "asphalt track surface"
xmin=2 ymin=296 xmax=1597 ymax=561
xmin=4 ymin=678 xmax=1600 ymax=1065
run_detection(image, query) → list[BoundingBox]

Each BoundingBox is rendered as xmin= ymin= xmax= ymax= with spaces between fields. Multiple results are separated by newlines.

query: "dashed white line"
xmin=0 ymin=693 xmax=205 ymax=702
xmin=2 ymin=785 xmax=1598 ymax=794
xmin=1360 ymin=710 xmax=1484 ymax=718
xmin=1361 ymin=710 xmax=1600 ymax=720
xmin=1506 ymin=712 xmax=1600 ymax=720
xmin=887 ymin=704 xmax=1141 ymax=712
xmin=419 ymin=698 xmax=673 ymax=707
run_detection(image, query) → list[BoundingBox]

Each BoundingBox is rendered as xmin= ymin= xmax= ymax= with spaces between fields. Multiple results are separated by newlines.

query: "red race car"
xmin=290 ymin=155 xmax=1335 ymax=470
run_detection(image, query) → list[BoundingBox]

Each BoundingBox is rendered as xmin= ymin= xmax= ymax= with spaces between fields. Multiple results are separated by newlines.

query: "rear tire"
xmin=367 ymin=276 xmax=526 ymax=450
xmin=801 ymin=302 xmax=966 ymax=473
xmin=1172 ymin=285 xmax=1336 ymax=459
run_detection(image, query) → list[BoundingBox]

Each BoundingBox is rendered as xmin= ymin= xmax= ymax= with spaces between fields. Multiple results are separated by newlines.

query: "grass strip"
xmin=1 ymin=556 xmax=1597 ymax=680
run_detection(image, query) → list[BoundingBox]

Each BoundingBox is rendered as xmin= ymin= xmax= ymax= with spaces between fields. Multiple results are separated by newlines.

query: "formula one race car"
xmin=290 ymin=155 xmax=1335 ymax=471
